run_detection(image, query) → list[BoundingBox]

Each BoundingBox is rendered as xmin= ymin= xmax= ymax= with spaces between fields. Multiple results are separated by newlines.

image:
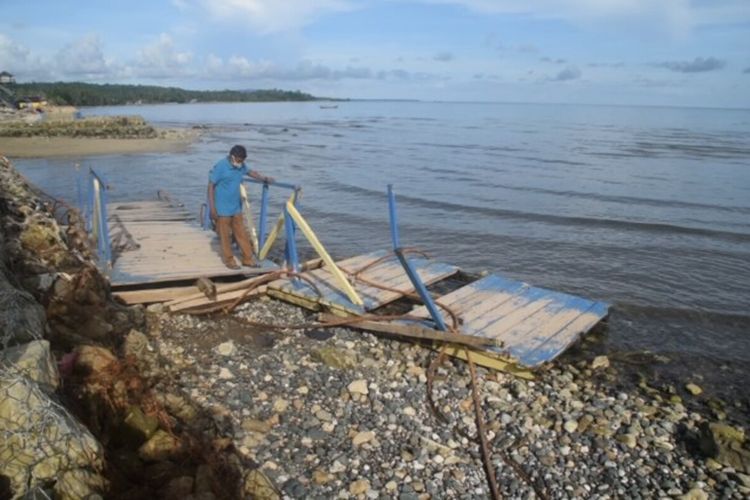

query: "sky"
xmin=1 ymin=0 xmax=749 ymax=108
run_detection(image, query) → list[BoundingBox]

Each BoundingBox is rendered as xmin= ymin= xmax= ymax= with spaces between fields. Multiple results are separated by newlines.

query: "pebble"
xmin=350 ymin=479 xmax=370 ymax=495
xmin=348 ymin=379 xmax=369 ymax=395
xmin=352 ymin=431 xmax=375 ymax=446
xmin=564 ymin=420 xmax=579 ymax=433
xmin=141 ymin=299 xmax=748 ymax=500
xmin=215 ymin=340 xmax=236 ymax=356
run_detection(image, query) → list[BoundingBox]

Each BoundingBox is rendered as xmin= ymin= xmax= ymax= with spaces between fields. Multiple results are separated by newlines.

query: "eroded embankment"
xmin=0 ymin=155 xmax=259 ymax=499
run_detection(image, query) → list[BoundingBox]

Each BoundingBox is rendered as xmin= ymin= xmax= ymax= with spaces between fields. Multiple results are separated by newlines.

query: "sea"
xmin=13 ymin=101 xmax=750 ymax=399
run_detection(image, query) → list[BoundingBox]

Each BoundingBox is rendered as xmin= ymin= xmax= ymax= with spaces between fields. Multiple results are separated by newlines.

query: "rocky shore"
xmin=1 ymin=154 xmax=749 ymax=499
xmin=0 ymin=108 xmax=198 ymax=158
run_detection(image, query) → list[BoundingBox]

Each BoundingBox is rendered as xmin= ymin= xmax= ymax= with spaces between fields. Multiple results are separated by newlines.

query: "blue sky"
xmin=1 ymin=0 xmax=749 ymax=107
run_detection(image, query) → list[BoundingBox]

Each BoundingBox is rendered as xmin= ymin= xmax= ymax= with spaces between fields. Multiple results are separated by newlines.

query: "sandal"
xmin=223 ymin=259 xmax=240 ymax=270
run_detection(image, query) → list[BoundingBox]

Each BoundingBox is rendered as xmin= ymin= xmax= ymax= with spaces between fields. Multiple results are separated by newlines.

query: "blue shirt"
xmin=209 ymin=157 xmax=247 ymax=216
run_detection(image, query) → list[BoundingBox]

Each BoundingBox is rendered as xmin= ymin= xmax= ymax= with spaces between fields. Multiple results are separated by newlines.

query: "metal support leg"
xmin=284 ymin=208 xmax=299 ymax=274
xmin=258 ymin=182 xmax=270 ymax=251
xmin=387 ymin=185 xmax=447 ymax=331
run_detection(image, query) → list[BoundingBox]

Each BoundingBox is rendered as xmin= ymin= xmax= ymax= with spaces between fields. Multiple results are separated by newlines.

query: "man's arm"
xmin=248 ymin=169 xmax=275 ymax=184
xmin=207 ymin=182 xmax=217 ymax=220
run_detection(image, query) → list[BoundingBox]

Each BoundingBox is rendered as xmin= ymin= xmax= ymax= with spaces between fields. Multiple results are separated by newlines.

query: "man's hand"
xmin=264 ymin=176 xmax=275 ymax=184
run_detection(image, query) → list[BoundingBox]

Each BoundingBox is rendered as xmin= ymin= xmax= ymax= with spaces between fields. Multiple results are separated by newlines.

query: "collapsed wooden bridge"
xmin=83 ymin=169 xmax=608 ymax=375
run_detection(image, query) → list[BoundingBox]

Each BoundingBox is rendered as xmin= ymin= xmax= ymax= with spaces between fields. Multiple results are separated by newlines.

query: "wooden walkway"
xmin=267 ymin=250 xmax=460 ymax=315
xmin=108 ymin=200 xmax=276 ymax=287
xmin=406 ymin=274 xmax=609 ymax=367
xmin=269 ymin=251 xmax=608 ymax=369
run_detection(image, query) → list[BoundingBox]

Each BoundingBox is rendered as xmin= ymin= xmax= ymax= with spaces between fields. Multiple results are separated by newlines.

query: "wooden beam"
xmin=317 ymin=313 xmax=495 ymax=348
xmin=169 ymin=286 xmax=267 ymax=313
xmin=113 ymin=285 xmax=200 ymax=304
xmin=165 ymin=274 xmax=271 ymax=309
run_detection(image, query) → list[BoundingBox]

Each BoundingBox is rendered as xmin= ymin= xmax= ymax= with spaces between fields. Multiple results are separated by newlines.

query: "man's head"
xmin=229 ymin=145 xmax=247 ymax=167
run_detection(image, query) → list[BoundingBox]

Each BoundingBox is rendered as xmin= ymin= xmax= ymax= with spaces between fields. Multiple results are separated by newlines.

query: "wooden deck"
xmin=406 ymin=274 xmax=609 ymax=367
xmin=269 ymin=251 xmax=608 ymax=369
xmin=108 ymin=200 xmax=276 ymax=287
xmin=267 ymin=250 xmax=460 ymax=315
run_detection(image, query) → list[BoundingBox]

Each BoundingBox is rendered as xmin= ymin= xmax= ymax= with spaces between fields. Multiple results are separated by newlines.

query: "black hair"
xmin=229 ymin=145 xmax=247 ymax=160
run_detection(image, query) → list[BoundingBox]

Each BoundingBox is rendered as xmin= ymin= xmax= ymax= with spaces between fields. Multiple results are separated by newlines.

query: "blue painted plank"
xmin=512 ymin=301 xmax=609 ymax=366
xmin=271 ymin=251 xmax=458 ymax=314
xmin=408 ymin=272 xmax=609 ymax=368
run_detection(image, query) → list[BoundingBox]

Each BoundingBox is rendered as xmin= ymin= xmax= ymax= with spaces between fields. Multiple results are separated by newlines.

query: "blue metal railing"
xmin=202 ymin=177 xmax=302 ymax=269
xmin=245 ymin=178 xmax=299 ymax=253
xmin=82 ymin=168 xmax=112 ymax=272
xmin=387 ymin=184 xmax=447 ymax=331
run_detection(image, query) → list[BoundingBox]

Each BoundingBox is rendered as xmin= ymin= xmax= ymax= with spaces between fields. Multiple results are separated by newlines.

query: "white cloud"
xmin=227 ymin=56 xmax=276 ymax=77
xmin=132 ymin=34 xmax=193 ymax=78
xmin=55 ymin=35 xmax=110 ymax=76
xmin=223 ymin=57 xmax=375 ymax=80
xmin=421 ymin=0 xmax=750 ymax=36
xmin=0 ymin=34 xmax=53 ymax=80
xmin=198 ymin=0 xmax=357 ymax=33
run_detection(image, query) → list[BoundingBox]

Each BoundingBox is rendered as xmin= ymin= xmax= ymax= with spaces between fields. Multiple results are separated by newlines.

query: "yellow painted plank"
xmin=438 ymin=345 xmax=534 ymax=380
xmin=286 ymin=201 xmax=363 ymax=306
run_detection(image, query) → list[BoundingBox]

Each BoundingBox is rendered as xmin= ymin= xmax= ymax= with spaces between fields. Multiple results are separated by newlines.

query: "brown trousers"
xmin=216 ymin=214 xmax=254 ymax=264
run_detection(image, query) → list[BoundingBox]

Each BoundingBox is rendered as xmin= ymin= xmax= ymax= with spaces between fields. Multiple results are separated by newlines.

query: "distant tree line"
xmin=9 ymin=82 xmax=320 ymax=106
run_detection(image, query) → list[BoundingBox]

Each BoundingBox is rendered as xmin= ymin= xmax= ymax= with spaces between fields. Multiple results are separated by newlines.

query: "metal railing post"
xmin=258 ymin=182 xmax=270 ymax=251
xmin=89 ymin=168 xmax=112 ymax=273
xmin=387 ymin=184 xmax=447 ymax=331
xmin=283 ymin=207 xmax=299 ymax=273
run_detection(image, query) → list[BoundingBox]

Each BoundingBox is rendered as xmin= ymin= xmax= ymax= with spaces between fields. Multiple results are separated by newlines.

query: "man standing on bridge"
xmin=208 ymin=145 xmax=274 ymax=269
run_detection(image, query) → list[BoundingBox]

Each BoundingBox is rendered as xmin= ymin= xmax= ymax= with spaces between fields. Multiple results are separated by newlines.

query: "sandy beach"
xmin=0 ymin=128 xmax=199 ymax=158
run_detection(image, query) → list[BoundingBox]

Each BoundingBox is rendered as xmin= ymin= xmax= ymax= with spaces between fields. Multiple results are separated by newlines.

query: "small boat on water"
xmin=319 ymin=104 xmax=338 ymax=109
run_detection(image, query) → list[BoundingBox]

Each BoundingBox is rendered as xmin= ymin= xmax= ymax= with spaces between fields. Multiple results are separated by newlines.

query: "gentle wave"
xmin=614 ymin=303 xmax=750 ymax=326
xmin=402 ymin=175 xmax=750 ymax=215
xmin=322 ymin=181 xmax=750 ymax=243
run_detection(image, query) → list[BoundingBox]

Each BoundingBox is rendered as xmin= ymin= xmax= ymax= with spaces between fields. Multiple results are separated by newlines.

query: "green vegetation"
xmin=9 ymin=82 xmax=318 ymax=106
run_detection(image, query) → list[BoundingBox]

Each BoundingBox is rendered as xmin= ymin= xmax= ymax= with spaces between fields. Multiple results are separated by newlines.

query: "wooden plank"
xmin=438 ymin=345 xmax=534 ymax=380
xmin=169 ymin=285 xmax=268 ymax=313
xmin=411 ymin=275 xmax=529 ymax=327
xmin=166 ymin=275 xmax=275 ymax=308
xmin=491 ymin=293 xmax=594 ymax=348
xmin=318 ymin=313 xmax=496 ymax=348
xmin=268 ymin=253 xmax=459 ymax=315
xmin=509 ymin=302 xmax=609 ymax=367
xmin=114 ymin=285 xmax=201 ymax=305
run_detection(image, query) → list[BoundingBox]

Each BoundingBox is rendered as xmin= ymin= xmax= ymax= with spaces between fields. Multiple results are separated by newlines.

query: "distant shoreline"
xmin=0 ymin=127 xmax=199 ymax=158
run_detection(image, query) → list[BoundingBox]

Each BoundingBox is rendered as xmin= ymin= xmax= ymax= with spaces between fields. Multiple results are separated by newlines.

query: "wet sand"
xmin=0 ymin=128 xmax=199 ymax=158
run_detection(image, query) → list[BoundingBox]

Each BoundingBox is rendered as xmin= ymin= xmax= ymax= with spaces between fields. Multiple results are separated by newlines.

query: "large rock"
xmin=74 ymin=345 xmax=118 ymax=378
xmin=122 ymin=329 xmax=155 ymax=371
xmin=122 ymin=405 xmax=159 ymax=444
xmin=698 ymin=422 xmax=750 ymax=473
xmin=19 ymin=216 xmax=69 ymax=268
xmin=0 ymin=372 xmax=106 ymax=498
xmin=138 ymin=430 xmax=184 ymax=462
xmin=311 ymin=346 xmax=357 ymax=370
xmin=243 ymin=469 xmax=280 ymax=500
xmin=0 ymin=286 xmax=46 ymax=350
xmin=0 ymin=340 xmax=59 ymax=393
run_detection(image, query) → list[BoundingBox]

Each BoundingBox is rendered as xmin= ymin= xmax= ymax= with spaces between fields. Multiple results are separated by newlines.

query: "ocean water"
xmin=14 ymin=101 xmax=750 ymax=392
